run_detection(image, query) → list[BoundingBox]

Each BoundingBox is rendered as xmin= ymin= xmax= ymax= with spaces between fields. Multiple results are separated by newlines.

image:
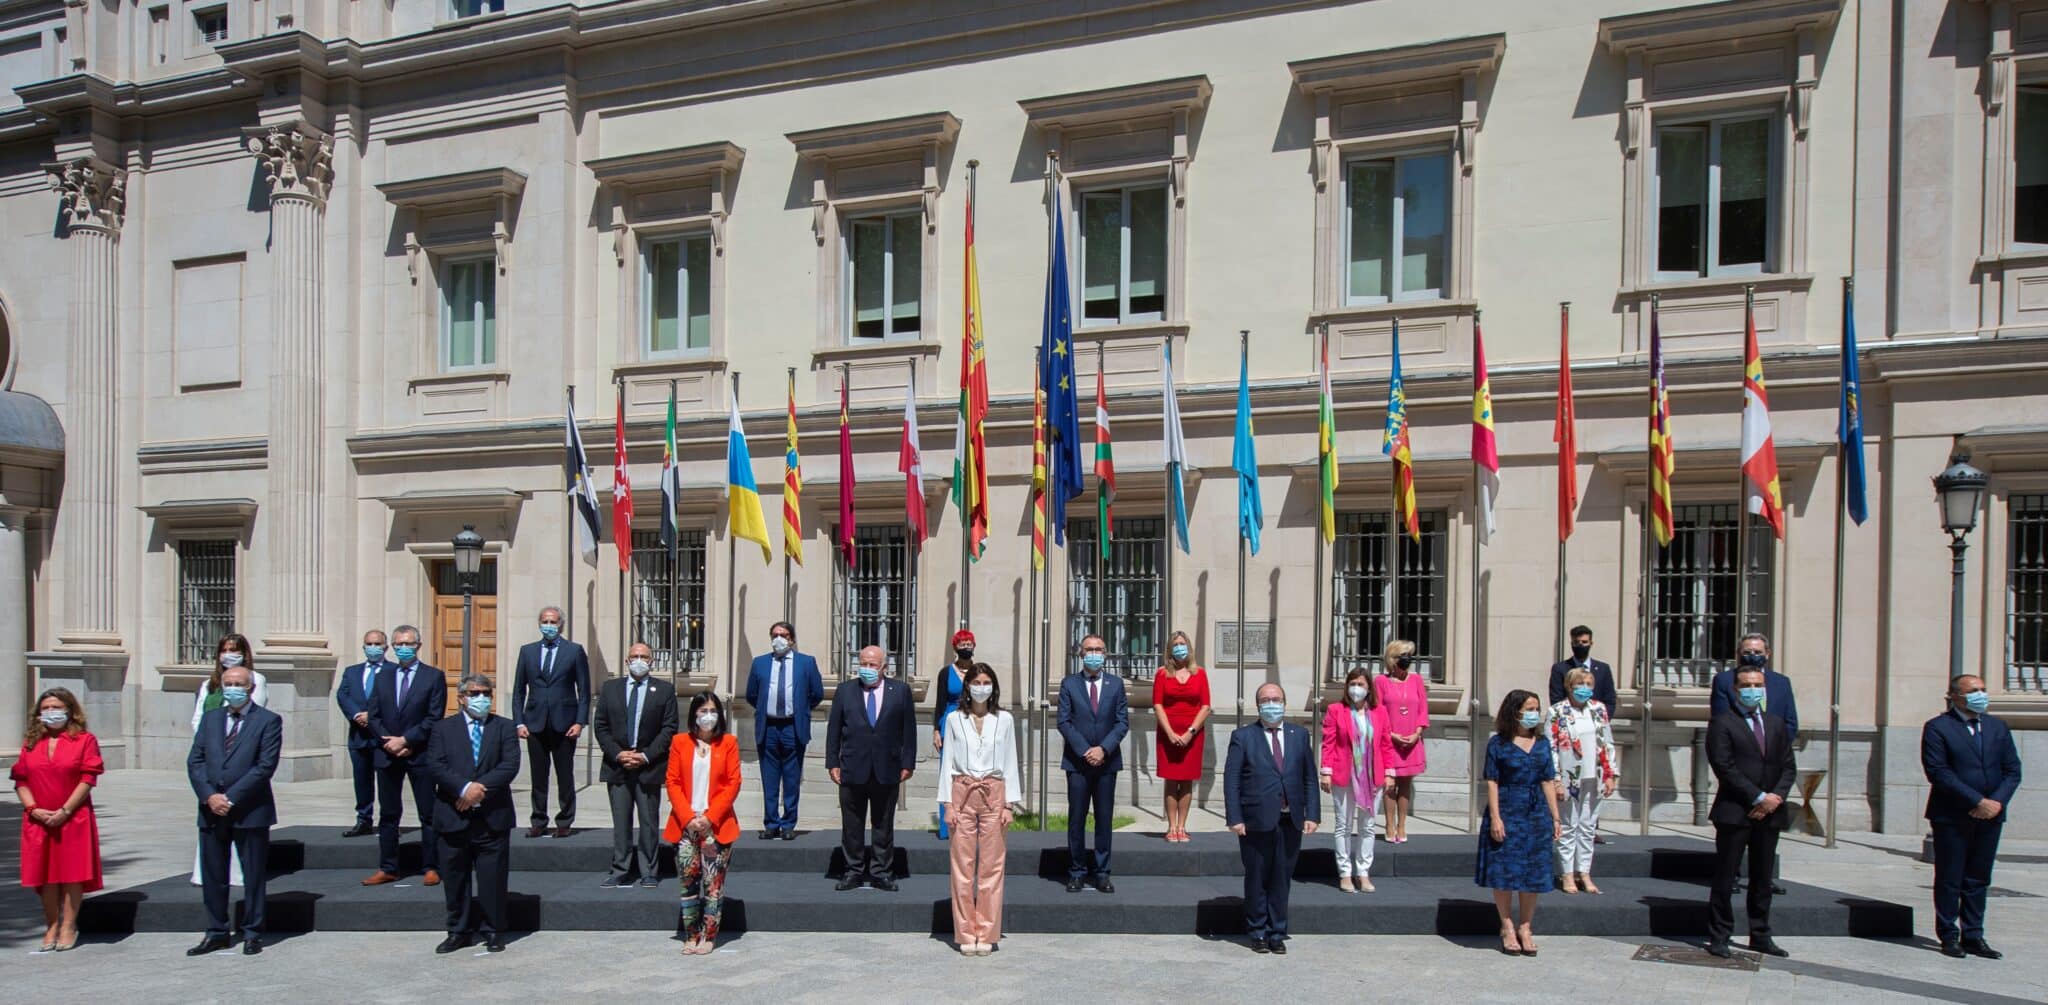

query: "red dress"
xmin=1153 ymin=667 xmax=1211 ymax=782
xmin=11 ymin=731 xmax=105 ymax=891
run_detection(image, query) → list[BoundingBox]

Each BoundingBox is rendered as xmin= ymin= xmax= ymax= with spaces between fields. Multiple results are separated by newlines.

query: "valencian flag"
xmin=952 ymin=180 xmax=991 ymax=560
xmin=1382 ymin=319 xmax=1420 ymax=542
xmin=900 ymin=382 xmax=928 ymax=546
xmin=1839 ymin=284 xmax=1868 ymax=525
xmin=1030 ymin=353 xmax=1048 ymax=572
xmin=1740 ymin=295 xmax=1786 ymax=539
xmin=1317 ymin=330 xmax=1338 ymax=544
xmin=661 ymin=384 xmax=680 ymax=550
xmin=836 ymin=373 xmax=856 ymax=568
xmin=1093 ymin=364 xmax=1116 ymax=559
xmin=1038 ymin=187 xmax=1084 ymax=546
xmin=1555 ymin=305 xmax=1579 ymax=541
xmin=726 ymin=396 xmax=773 ymax=563
xmin=1233 ymin=343 xmax=1263 ymax=555
xmin=1161 ymin=341 xmax=1190 ymax=554
xmin=1472 ymin=317 xmax=1501 ymax=544
xmin=565 ymin=399 xmax=603 ymax=560
xmin=783 ymin=371 xmax=803 ymax=565
xmin=612 ymin=392 xmax=634 ymax=573
xmin=1648 ymin=301 xmax=1677 ymax=548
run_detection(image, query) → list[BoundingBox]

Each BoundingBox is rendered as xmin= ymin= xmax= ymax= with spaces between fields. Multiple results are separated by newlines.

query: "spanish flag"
xmin=726 ymin=397 xmax=773 ymax=563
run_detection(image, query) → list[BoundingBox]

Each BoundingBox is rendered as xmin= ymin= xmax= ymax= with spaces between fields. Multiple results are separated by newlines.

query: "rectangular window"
xmin=1655 ymin=116 xmax=1774 ymax=280
xmin=1648 ymin=503 xmax=1776 ymax=688
xmin=1328 ymin=510 xmax=1449 ymax=681
xmin=451 ymin=0 xmax=505 ymax=16
xmin=441 ymin=257 xmax=496 ymax=369
xmin=834 ymin=523 xmax=917 ymax=677
xmin=630 ymin=529 xmax=707 ymax=677
xmin=176 ymin=539 xmax=236 ymax=665
xmin=2016 ymin=87 xmax=2048 ymax=246
xmin=1345 ymin=152 xmax=1449 ymax=304
xmin=846 ymin=212 xmax=922 ymax=341
xmin=192 ymin=6 xmax=228 ymax=45
xmin=1079 ymin=185 xmax=1169 ymax=325
xmin=1067 ymin=517 xmax=1166 ymax=679
xmin=2008 ymin=494 xmax=2048 ymax=694
xmin=149 ymin=7 xmax=168 ymax=64
xmin=642 ymin=235 xmax=712 ymax=357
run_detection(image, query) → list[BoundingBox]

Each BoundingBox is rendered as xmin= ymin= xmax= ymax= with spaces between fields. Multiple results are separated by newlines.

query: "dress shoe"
xmin=525 ymin=825 xmax=547 ymax=838
xmin=638 ymin=877 xmax=660 ymax=889
xmin=242 ymin=936 xmax=264 ymax=955
xmin=780 ymin=829 xmax=797 ymax=841
xmin=599 ymin=876 xmax=623 ymax=889
xmin=1593 ymin=834 xmax=1608 ymax=845
xmin=423 ymin=869 xmax=442 ymax=887
xmin=484 ymin=935 xmax=506 ymax=953
xmin=553 ymin=825 xmax=572 ymax=838
xmin=342 ymin=822 xmax=374 ymax=838
xmin=1748 ymin=938 xmax=1789 ymax=958
xmin=1941 ymin=941 xmax=1967 ymax=959
xmin=1094 ymin=877 xmax=1116 ymax=894
xmin=1266 ymin=939 xmax=1287 ymax=955
xmin=1066 ymin=878 xmax=1086 ymax=893
xmin=1705 ymin=939 xmax=1733 ymax=959
xmin=361 ymin=870 xmax=400 ymax=886
xmin=758 ymin=829 xmax=780 ymax=841
xmin=870 ymin=877 xmax=899 ymax=892
xmin=835 ymin=876 xmax=865 ymax=892
xmin=188 ymin=936 xmax=233 ymax=956
xmin=1248 ymin=937 xmax=1269 ymax=954
xmin=436 ymin=933 xmax=474 ymax=954
xmin=1770 ymin=881 xmax=1787 ymax=895
xmin=1962 ymin=940 xmax=2003 ymax=960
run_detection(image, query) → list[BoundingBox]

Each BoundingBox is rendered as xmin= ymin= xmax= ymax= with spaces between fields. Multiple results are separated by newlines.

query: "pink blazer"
xmin=1320 ymin=701 xmax=1396 ymax=790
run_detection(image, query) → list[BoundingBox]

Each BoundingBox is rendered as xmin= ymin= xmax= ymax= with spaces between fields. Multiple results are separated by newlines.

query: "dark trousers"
xmin=526 ymin=730 xmax=578 ymax=828
xmin=199 ymin=823 xmax=270 ymax=939
xmin=838 ymin=780 xmax=900 ymax=881
xmin=437 ymin=826 xmax=510 ymax=937
xmin=759 ymin=719 xmax=804 ymax=832
xmin=376 ymin=760 xmax=440 ymax=875
xmin=1709 ymin=822 xmax=1780 ymax=943
xmin=606 ymin=779 xmax=661 ymax=881
xmin=1066 ymin=769 xmax=1117 ymax=880
xmin=1932 ymin=816 xmax=2003 ymax=943
xmin=346 ymin=743 xmax=376 ymax=825
xmin=1238 ymin=817 xmax=1303 ymax=941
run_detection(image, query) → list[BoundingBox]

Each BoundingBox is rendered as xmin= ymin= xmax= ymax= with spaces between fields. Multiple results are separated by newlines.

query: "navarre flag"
xmin=1649 ymin=302 xmax=1677 ymax=548
xmin=837 ymin=374 xmax=856 ymax=568
xmin=1472 ymin=318 xmax=1501 ymax=544
xmin=1093 ymin=364 xmax=1116 ymax=559
xmin=1233 ymin=343 xmax=1264 ymax=555
xmin=1839 ymin=284 xmax=1868 ymax=526
xmin=1556 ymin=305 xmax=1580 ymax=542
xmin=1740 ymin=297 xmax=1786 ymax=539
xmin=565 ymin=400 xmax=603 ymax=561
xmin=1030 ymin=354 xmax=1048 ymax=572
xmin=725 ymin=397 xmax=773 ymax=563
xmin=1161 ymin=341 xmax=1190 ymax=554
xmin=660 ymin=384 xmax=680 ymax=550
xmin=1383 ymin=319 xmax=1420 ymax=542
xmin=1038 ymin=187 xmax=1084 ymax=546
xmin=900 ymin=382 xmax=928 ymax=546
xmin=783 ymin=371 xmax=803 ymax=565
xmin=952 ymin=181 xmax=991 ymax=560
xmin=612 ymin=392 xmax=633 ymax=573
xmin=1317 ymin=329 xmax=1339 ymax=544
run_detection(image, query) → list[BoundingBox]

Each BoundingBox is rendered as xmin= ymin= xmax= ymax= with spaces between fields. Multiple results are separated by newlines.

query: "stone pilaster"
xmin=0 ymin=499 xmax=28 ymax=732
xmin=46 ymin=157 xmax=123 ymax=650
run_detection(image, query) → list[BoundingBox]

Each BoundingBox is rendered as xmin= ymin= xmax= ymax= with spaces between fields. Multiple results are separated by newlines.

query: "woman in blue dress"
xmin=931 ymin=629 xmax=974 ymax=838
xmin=1476 ymin=689 xmax=1562 ymax=957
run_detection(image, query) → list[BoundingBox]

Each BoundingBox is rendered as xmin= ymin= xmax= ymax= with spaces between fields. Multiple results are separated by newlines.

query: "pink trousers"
xmin=948 ymin=774 xmax=1009 ymax=945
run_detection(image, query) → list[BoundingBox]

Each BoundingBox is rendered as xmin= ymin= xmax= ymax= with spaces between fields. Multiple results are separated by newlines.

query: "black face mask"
xmin=1393 ymin=655 xmax=1412 ymax=670
xmin=1739 ymin=651 xmax=1768 ymax=669
xmin=1571 ymin=643 xmax=1591 ymax=660
xmin=955 ymin=648 xmax=974 ymax=662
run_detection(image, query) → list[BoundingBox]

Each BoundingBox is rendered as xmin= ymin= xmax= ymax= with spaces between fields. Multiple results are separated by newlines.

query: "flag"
xmin=1839 ymin=284 xmax=1868 ymax=525
xmin=1555 ymin=305 xmax=1579 ymax=542
xmin=565 ymin=401 xmax=602 ymax=560
xmin=1038 ymin=187 xmax=1084 ymax=546
xmin=1740 ymin=297 xmax=1786 ymax=539
xmin=1472 ymin=317 xmax=1500 ymax=544
xmin=1031 ymin=354 xmax=1048 ymax=572
xmin=783 ymin=371 xmax=803 ymax=565
xmin=612 ymin=392 xmax=633 ymax=573
xmin=837 ymin=373 xmax=856 ymax=568
xmin=725 ymin=398 xmax=773 ymax=563
xmin=1161 ymin=341 xmax=1190 ymax=554
xmin=1233 ymin=343 xmax=1263 ymax=555
xmin=952 ymin=179 xmax=991 ymax=560
xmin=660 ymin=384 xmax=679 ymax=550
xmin=1093 ymin=364 xmax=1116 ymax=559
xmin=1649 ymin=302 xmax=1677 ymax=548
xmin=900 ymin=382 xmax=928 ymax=546
xmin=1382 ymin=319 xmax=1420 ymax=542
xmin=1317 ymin=330 xmax=1339 ymax=544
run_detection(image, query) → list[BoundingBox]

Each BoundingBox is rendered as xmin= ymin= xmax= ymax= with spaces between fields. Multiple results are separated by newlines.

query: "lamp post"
xmin=1931 ymin=447 xmax=1988 ymax=682
xmin=453 ymin=525 xmax=485 ymax=678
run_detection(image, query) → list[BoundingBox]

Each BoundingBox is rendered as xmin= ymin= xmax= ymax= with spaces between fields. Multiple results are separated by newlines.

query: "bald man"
xmin=1225 ymin=682 xmax=1318 ymax=954
xmin=825 ymin=645 xmax=918 ymax=891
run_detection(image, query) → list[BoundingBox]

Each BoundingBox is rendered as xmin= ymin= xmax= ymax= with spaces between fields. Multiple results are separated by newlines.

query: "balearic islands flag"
xmin=1648 ymin=302 xmax=1677 ymax=548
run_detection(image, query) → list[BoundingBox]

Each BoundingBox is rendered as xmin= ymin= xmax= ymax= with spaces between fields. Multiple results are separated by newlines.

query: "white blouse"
xmin=190 ymin=671 xmax=271 ymax=732
xmin=936 ymin=708 xmax=1022 ymax=805
xmin=689 ymin=739 xmax=712 ymax=814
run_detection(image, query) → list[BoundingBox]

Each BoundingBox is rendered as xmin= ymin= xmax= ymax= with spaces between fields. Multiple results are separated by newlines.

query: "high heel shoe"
xmin=1498 ymin=923 xmax=1523 ymax=956
xmin=1517 ymin=925 xmax=1538 ymax=957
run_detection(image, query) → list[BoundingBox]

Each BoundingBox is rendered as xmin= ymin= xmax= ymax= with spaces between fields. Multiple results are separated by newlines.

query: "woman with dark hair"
xmin=1476 ymin=689 xmax=1562 ymax=956
xmin=13 ymin=688 xmax=104 ymax=952
xmin=932 ymin=628 xmax=976 ymax=839
xmin=1152 ymin=629 xmax=1210 ymax=843
xmin=190 ymin=633 xmax=267 ymax=887
xmin=1320 ymin=667 xmax=1394 ymax=891
xmin=935 ymin=663 xmax=1020 ymax=956
xmin=664 ymin=691 xmax=740 ymax=955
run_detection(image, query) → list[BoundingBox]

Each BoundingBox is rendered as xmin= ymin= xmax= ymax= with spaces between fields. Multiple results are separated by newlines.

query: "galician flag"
xmin=1317 ymin=329 xmax=1338 ymax=544
xmin=612 ymin=392 xmax=633 ymax=573
xmin=1094 ymin=362 xmax=1116 ymax=559
xmin=725 ymin=397 xmax=773 ymax=563
xmin=1741 ymin=295 xmax=1786 ymax=539
xmin=1383 ymin=319 xmax=1420 ymax=542
xmin=900 ymin=381 xmax=928 ymax=546
xmin=1161 ymin=340 xmax=1190 ymax=554
xmin=783 ymin=371 xmax=803 ymax=565
xmin=1472 ymin=316 xmax=1501 ymax=544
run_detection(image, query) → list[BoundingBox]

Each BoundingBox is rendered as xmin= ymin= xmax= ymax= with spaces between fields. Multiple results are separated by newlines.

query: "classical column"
xmin=0 ymin=499 xmax=28 ymax=725
xmin=46 ymin=157 xmax=123 ymax=648
xmin=245 ymin=122 xmax=333 ymax=652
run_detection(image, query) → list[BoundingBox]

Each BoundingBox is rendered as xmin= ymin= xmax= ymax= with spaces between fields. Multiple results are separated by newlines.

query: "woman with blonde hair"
xmin=1374 ymin=639 xmax=1430 ymax=843
xmin=1151 ymin=630 xmax=1211 ymax=843
xmin=13 ymin=688 xmax=105 ymax=952
xmin=1548 ymin=666 xmax=1619 ymax=893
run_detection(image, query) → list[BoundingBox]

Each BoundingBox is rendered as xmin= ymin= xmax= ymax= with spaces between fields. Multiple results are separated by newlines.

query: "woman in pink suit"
xmin=13 ymin=688 xmax=105 ymax=952
xmin=1320 ymin=668 xmax=1395 ymax=891
xmin=1374 ymin=639 xmax=1430 ymax=843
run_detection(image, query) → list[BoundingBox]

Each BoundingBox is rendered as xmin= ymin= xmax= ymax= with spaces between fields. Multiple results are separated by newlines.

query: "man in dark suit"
xmin=362 ymin=624 xmax=446 ymax=886
xmin=511 ymin=605 xmax=591 ymax=838
xmin=1057 ymin=633 xmax=1129 ymax=894
xmin=1547 ymin=624 xmax=1617 ymax=711
xmin=423 ymin=673 xmax=520 ymax=954
xmin=186 ymin=665 xmax=284 ymax=956
xmin=1923 ymin=675 xmax=2022 ymax=959
xmin=335 ymin=628 xmax=395 ymax=837
xmin=745 ymin=620 xmax=823 ymax=840
xmin=1704 ymin=665 xmax=1796 ymax=960
xmin=1225 ymin=682 xmax=1320 ymax=955
xmin=1709 ymin=632 xmax=1798 ymax=894
xmin=824 ymin=644 xmax=917 ymax=892
xmin=593 ymin=641 xmax=678 ymax=888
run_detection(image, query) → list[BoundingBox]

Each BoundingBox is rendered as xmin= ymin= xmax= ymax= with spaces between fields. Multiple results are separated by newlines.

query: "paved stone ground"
xmin=2 ymin=770 xmax=2044 ymax=1003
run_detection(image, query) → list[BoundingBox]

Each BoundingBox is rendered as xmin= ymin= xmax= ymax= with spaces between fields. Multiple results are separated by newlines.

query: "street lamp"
xmin=453 ymin=524 xmax=485 ymax=678
xmin=1932 ymin=446 xmax=1988 ymax=681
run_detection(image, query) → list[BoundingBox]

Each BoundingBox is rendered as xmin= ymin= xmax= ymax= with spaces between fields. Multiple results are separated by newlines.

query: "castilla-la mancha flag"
xmin=1740 ymin=298 xmax=1786 ymax=539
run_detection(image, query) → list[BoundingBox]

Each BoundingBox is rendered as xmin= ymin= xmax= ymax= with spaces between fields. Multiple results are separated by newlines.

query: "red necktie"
xmin=1090 ymin=679 xmax=1100 ymax=712
xmin=1749 ymin=713 xmax=1766 ymax=757
xmin=1269 ymin=728 xmax=1288 ymax=812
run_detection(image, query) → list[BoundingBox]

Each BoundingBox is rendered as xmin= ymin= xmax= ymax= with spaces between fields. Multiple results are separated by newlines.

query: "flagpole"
xmin=565 ymin=385 xmax=578 ymax=649
xmin=1557 ymin=302 xmax=1571 ymax=657
xmin=1311 ymin=323 xmax=1327 ymax=698
xmin=1038 ymin=153 xmax=1060 ymax=833
xmin=960 ymin=160 xmax=978 ymax=633
xmin=908 ymin=361 xmax=923 ymax=680
xmin=1387 ymin=318 xmax=1402 ymax=659
xmin=785 ymin=366 xmax=796 ymax=625
xmin=1638 ymin=294 xmax=1658 ymax=838
xmin=1468 ymin=308 xmax=1483 ymax=837
xmin=727 ymin=371 xmax=742 ymax=698
xmin=1094 ymin=344 xmax=1107 ymax=649
xmin=1826 ymin=276 xmax=1852 ymax=849
xmin=1236 ymin=329 xmax=1250 ymax=727
xmin=1736 ymin=285 xmax=1755 ymax=639
xmin=669 ymin=379 xmax=680 ymax=684
xmin=617 ymin=376 xmax=630 ymax=702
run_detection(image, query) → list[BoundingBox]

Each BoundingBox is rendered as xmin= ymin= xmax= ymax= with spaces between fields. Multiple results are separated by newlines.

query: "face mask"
xmin=1393 ymin=655 xmax=1413 ymax=671
xmin=1571 ymin=644 xmax=1591 ymax=660
xmin=1519 ymin=710 xmax=1542 ymax=730
xmin=1171 ymin=643 xmax=1190 ymax=661
xmin=968 ymin=684 xmax=993 ymax=702
xmin=539 ymin=623 xmax=561 ymax=641
xmin=1258 ymin=702 xmax=1286 ymax=725
xmin=1347 ymin=684 xmax=1368 ymax=703
xmin=696 ymin=711 xmax=721 ymax=732
xmin=38 ymin=709 xmax=68 ymax=729
xmin=1571 ymin=685 xmax=1595 ymax=703
xmin=627 ymin=659 xmax=651 ymax=679
xmin=1737 ymin=686 xmax=1766 ymax=709
xmin=857 ymin=666 xmax=880 ymax=686
xmin=363 ymin=645 xmax=385 ymax=662
xmin=464 ymin=695 xmax=492 ymax=719
xmin=770 ymin=636 xmax=791 ymax=655
xmin=1738 ymin=651 xmax=1768 ymax=669
xmin=1082 ymin=652 xmax=1106 ymax=674
xmin=954 ymin=650 xmax=974 ymax=665
xmin=1963 ymin=691 xmax=1990 ymax=714
xmin=221 ymin=685 xmax=251 ymax=708
xmin=219 ymin=652 xmax=245 ymax=668
xmin=393 ymin=645 xmax=417 ymax=663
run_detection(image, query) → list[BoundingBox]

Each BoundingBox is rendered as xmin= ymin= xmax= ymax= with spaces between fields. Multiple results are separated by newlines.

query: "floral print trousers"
xmin=677 ymin=833 xmax=732 ymax=944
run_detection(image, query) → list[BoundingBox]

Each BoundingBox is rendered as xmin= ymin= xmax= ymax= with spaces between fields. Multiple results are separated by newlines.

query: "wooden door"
xmin=430 ymin=559 xmax=498 ymax=714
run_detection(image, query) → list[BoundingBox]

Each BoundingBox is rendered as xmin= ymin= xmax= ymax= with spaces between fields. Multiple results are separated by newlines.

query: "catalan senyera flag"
xmin=1555 ymin=305 xmax=1580 ymax=542
xmin=1317 ymin=329 xmax=1338 ymax=544
xmin=783 ymin=371 xmax=803 ymax=566
xmin=952 ymin=180 xmax=991 ymax=561
xmin=1648 ymin=302 xmax=1677 ymax=548
xmin=1031 ymin=353 xmax=1048 ymax=572
xmin=1093 ymin=363 xmax=1116 ymax=559
xmin=612 ymin=392 xmax=633 ymax=573
xmin=1383 ymin=319 xmax=1420 ymax=542
xmin=1740 ymin=297 xmax=1786 ymax=539
xmin=836 ymin=374 xmax=856 ymax=568
xmin=900 ymin=382 xmax=927 ymax=546
xmin=725 ymin=397 xmax=773 ymax=563
xmin=1472 ymin=317 xmax=1500 ymax=544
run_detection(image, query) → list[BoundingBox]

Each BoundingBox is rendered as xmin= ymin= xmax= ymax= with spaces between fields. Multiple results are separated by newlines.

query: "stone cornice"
xmin=1019 ymin=75 xmax=1212 ymax=131
xmin=374 ymin=487 xmax=529 ymax=517
xmin=588 ymin=141 xmax=745 ymax=188
xmin=376 ymin=167 xmax=528 ymax=208
xmin=1598 ymin=0 xmax=1841 ymax=54
xmin=1288 ymin=34 xmax=1506 ymax=95
xmin=137 ymin=497 xmax=260 ymax=530
xmin=786 ymin=112 xmax=960 ymax=163
xmin=14 ymin=67 xmax=247 ymax=120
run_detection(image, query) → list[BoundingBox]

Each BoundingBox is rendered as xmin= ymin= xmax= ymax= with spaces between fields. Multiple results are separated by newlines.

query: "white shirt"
xmin=936 ymin=708 xmax=1022 ymax=805
xmin=771 ymin=653 xmax=794 ymax=717
xmin=191 ymin=671 xmax=270 ymax=732
xmin=625 ymin=677 xmax=649 ymax=746
xmin=690 ymin=738 xmax=712 ymax=815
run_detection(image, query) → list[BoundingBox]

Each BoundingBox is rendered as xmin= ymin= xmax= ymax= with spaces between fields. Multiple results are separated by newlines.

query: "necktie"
xmin=772 ymin=657 xmax=787 ymax=717
xmin=542 ymin=644 xmax=555 ymax=679
xmin=866 ymin=686 xmax=880 ymax=726
xmin=1089 ymin=678 xmax=1100 ymax=712
xmin=628 ymin=681 xmax=644 ymax=743
xmin=1970 ymin=719 xmax=1982 ymax=758
xmin=397 ymin=667 xmax=412 ymax=705
xmin=470 ymin=719 xmax=483 ymax=764
xmin=1749 ymin=713 xmax=1766 ymax=757
xmin=364 ymin=665 xmax=376 ymax=696
xmin=1269 ymin=728 xmax=1287 ymax=812
xmin=226 ymin=713 xmax=243 ymax=751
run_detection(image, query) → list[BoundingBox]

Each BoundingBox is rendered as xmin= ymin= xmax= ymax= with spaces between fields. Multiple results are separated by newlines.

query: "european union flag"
xmin=1039 ymin=187 xmax=1084 ymax=546
xmin=1840 ymin=283 xmax=1868 ymax=525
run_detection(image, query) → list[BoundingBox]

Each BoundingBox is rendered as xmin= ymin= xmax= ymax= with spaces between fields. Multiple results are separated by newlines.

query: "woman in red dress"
xmin=1152 ymin=630 xmax=1211 ymax=843
xmin=12 ymin=688 xmax=105 ymax=952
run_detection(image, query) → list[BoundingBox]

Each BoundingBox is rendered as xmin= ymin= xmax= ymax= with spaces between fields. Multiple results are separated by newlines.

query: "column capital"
xmin=44 ymin=157 xmax=124 ymax=234
xmin=244 ymin=121 xmax=333 ymax=207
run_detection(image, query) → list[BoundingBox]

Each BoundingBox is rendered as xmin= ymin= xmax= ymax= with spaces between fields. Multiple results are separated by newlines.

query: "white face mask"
xmin=219 ymin=652 xmax=245 ymax=668
xmin=968 ymin=683 xmax=993 ymax=703
xmin=1347 ymin=685 xmax=1368 ymax=703
xmin=39 ymin=709 xmax=69 ymax=729
xmin=627 ymin=659 xmax=651 ymax=679
xmin=770 ymin=636 xmax=791 ymax=655
xmin=696 ymin=711 xmax=720 ymax=732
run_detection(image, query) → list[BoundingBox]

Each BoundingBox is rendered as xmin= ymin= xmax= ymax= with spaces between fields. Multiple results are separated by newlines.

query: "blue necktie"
xmin=470 ymin=720 xmax=483 ymax=764
xmin=628 ymin=681 xmax=644 ymax=743
xmin=364 ymin=665 xmax=376 ymax=697
xmin=866 ymin=686 xmax=879 ymax=726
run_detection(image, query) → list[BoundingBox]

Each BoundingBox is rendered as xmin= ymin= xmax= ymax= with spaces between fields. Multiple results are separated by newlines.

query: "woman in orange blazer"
xmin=664 ymin=691 xmax=741 ymax=955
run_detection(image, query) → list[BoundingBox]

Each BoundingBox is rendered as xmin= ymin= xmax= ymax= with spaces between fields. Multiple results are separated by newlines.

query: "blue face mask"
xmin=464 ymin=695 xmax=492 ymax=719
xmin=1082 ymin=652 xmax=1106 ymax=673
xmin=857 ymin=665 xmax=880 ymax=686
xmin=1518 ymin=710 xmax=1542 ymax=730
xmin=393 ymin=645 xmax=417 ymax=663
xmin=1171 ymin=643 xmax=1189 ymax=661
xmin=221 ymin=685 xmax=250 ymax=708
xmin=539 ymin=623 xmax=561 ymax=641
xmin=363 ymin=644 xmax=385 ymax=662
xmin=1571 ymin=685 xmax=1595 ymax=703
xmin=1963 ymin=691 xmax=1990 ymax=714
xmin=1737 ymin=686 xmax=1767 ymax=709
xmin=1257 ymin=701 xmax=1285 ymax=725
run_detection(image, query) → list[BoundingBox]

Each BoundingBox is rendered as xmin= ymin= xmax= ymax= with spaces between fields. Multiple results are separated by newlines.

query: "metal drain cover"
xmin=1632 ymin=943 xmax=1760 ymax=971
